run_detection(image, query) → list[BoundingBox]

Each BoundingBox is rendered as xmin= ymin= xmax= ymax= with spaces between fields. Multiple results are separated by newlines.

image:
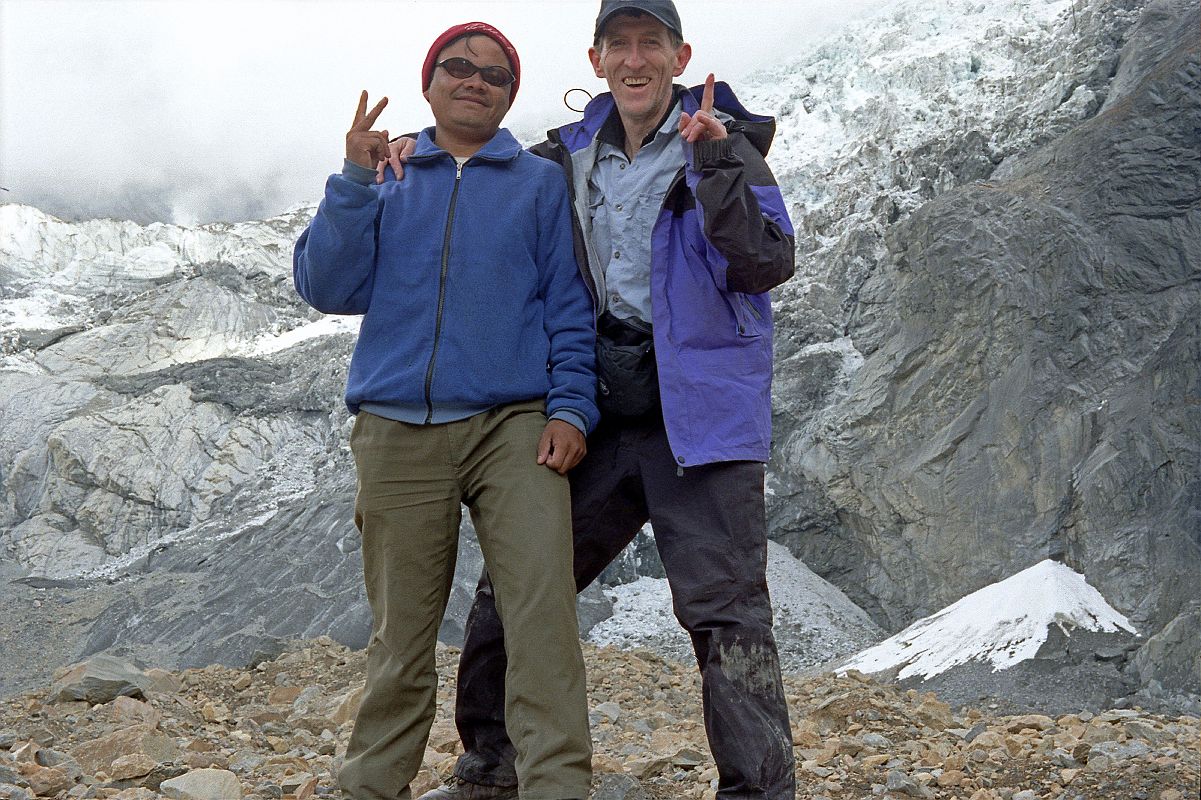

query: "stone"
xmin=962 ymin=722 xmax=989 ymax=743
xmin=109 ymin=754 xmax=157 ymax=780
xmin=290 ymin=686 xmax=325 ymax=715
xmin=145 ymin=670 xmax=183 ymax=695
xmin=915 ymin=697 xmax=954 ymax=730
xmin=110 ymin=696 xmax=162 ymax=728
xmin=669 ymin=748 xmax=706 ymax=768
xmin=1006 ymin=715 xmax=1054 ymax=733
xmin=426 ymin=723 xmax=460 ymax=754
xmin=1049 ymin=749 xmax=1077 ymax=768
xmin=70 ymin=725 xmax=179 ymax=775
xmin=112 ymin=790 xmax=160 ymax=800
xmin=32 ymin=747 xmax=77 ymax=775
xmin=48 ymin=656 xmax=153 ymax=705
xmin=408 ymin=770 xmax=439 ymax=798
xmin=1121 ymin=719 xmax=1168 ymax=744
xmin=624 ymin=755 xmax=671 ymax=779
xmin=886 ymin=768 xmax=934 ymax=798
xmin=594 ymin=702 xmax=622 ymax=723
xmin=331 ymin=686 xmax=363 ymax=726
xmin=592 ymin=773 xmax=648 ymax=800
xmin=267 ymin=687 xmax=301 ymax=706
xmin=862 ymin=732 xmax=892 ymax=749
xmin=592 ymin=754 xmax=625 ymax=774
xmin=17 ymin=763 xmax=71 ymax=797
xmin=159 ymin=768 xmax=243 ymax=800
xmin=1087 ymin=740 xmax=1152 ymax=762
xmin=973 ymin=731 xmax=1005 ymax=750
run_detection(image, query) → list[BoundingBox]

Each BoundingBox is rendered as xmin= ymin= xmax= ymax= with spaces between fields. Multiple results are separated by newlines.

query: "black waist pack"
xmin=595 ymin=311 xmax=659 ymax=418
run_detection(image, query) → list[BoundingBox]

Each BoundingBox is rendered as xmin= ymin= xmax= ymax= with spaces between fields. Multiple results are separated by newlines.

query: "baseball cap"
xmin=594 ymin=0 xmax=683 ymax=40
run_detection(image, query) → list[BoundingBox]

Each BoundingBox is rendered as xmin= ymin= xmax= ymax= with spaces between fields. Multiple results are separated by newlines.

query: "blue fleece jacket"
xmin=293 ymin=127 xmax=598 ymax=433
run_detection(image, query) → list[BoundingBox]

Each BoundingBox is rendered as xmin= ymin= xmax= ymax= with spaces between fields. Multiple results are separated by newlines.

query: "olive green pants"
xmin=339 ymin=402 xmax=591 ymax=800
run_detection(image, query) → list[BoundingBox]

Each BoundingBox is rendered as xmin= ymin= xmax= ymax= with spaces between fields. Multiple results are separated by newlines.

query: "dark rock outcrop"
xmin=777 ymin=0 xmax=1200 ymax=693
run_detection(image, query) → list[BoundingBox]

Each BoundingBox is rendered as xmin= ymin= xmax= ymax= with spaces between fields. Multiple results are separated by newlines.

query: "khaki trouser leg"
xmin=339 ymin=412 xmax=461 ymax=800
xmin=339 ymin=405 xmax=591 ymax=800
xmin=457 ymin=402 xmax=592 ymax=800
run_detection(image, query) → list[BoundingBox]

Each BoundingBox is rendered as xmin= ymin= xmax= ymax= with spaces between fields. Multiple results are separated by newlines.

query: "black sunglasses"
xmin=436 ymin=57 xmax=515 ymax=88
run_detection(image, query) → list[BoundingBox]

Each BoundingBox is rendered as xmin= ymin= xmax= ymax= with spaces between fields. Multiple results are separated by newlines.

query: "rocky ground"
xmin=0 ymin=640 xmax=1196 ymax=800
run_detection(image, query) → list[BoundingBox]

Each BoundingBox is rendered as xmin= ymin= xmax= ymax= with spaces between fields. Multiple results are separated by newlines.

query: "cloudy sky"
xmin=1 ymin=0 xmax=884 ymax=225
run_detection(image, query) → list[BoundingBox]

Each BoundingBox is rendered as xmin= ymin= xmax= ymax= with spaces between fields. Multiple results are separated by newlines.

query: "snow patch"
xmin=0 ymin=290 xmax=74 ymax=333
xmin=588 ymin=541 xmax=883 ymax=671
xmin=248 ymin=315 xmax=360 ymax=356
xmin=840 ymin=559 xmax=1138 ymax=680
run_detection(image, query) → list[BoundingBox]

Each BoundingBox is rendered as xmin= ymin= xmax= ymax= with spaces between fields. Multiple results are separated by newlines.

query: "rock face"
xmin=767 ymin=0 xmax=1200 ymax=695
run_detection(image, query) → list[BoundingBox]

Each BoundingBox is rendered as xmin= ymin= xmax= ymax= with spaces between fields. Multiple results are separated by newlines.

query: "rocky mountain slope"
xmin=0 ymin=0 xmax=1197 ymax=713
xmin=753 ymin=0 xmax=1200 ymax=697
xmin=1 ymin=642 xmax=1197 ymax=800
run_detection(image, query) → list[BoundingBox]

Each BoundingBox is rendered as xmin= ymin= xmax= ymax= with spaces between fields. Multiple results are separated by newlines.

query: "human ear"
xmin=673 ymin=43 xmax=692 ymax=77
xmin=588 ymin=46 xmax=605 ymax=78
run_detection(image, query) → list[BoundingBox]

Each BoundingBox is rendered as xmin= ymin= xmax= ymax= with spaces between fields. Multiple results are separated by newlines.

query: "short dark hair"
xmin=594 ymin=10 xmax=684 ymax=50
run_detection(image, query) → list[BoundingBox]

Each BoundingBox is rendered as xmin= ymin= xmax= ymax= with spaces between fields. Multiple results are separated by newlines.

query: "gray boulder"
xmin=48 ymin=654 xmax=153 ymax=704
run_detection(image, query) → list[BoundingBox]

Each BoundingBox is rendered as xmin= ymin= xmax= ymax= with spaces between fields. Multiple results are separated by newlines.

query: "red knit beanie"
xmin=421 ymin=22 xmax=521 ymax=104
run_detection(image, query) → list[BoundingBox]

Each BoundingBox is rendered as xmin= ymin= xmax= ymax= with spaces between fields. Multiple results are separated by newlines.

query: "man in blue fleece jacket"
xmin=293 ymin=22 xmax=597 ymax=800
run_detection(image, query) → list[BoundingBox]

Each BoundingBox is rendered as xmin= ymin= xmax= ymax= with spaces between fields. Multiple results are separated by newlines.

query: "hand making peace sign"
xmin=678 ymin=73 xmax=728 ymax=143
xmin=346 ymin=91 xmax=391 ymax=169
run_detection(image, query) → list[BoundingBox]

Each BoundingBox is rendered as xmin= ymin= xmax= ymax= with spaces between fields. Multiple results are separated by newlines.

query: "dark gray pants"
xmin=452 ymin=416 xmax=796 ymax=799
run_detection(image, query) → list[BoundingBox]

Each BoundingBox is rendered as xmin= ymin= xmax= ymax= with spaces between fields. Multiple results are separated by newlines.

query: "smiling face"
xmin=589 ymin=13 xmax=691 ymax=133
xmin=424 ymin=34 xmax=513 ymax=155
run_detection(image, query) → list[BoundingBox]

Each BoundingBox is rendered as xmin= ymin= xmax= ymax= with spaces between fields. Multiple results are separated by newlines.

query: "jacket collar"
xmin=558 ymin=81 xmax=776 ymax=157
xmin=596 ymin=86 xmax=684 ymax=150
xmin=410 ymin=126 xmax=524 ymax=162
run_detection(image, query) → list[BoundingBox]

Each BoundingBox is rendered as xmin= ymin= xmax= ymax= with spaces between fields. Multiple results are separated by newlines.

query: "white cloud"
xmin=0 ymin=0 xmax=885 ymax=224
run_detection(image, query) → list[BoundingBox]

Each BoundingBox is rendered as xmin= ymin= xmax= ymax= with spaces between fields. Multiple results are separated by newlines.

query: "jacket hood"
xmin=555 ymin=82 xmax=777 ymax=157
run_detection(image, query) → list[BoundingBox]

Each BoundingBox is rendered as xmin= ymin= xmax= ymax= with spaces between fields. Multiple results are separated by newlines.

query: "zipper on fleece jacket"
xmin=423 ymin=159 xmax=464 ymax=424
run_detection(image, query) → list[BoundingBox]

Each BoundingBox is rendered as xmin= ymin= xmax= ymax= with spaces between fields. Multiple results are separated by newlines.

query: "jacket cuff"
xmin=693 ymin=137 xmax=736 ymax=167
xmin=549 ymin=409 xmax=588 ymax=436
xmin=341 ymin=159 xmax=378 ymax=185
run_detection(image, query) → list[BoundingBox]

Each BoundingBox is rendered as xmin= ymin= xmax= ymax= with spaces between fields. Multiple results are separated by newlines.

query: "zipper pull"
xmin=456 ymin=161 xmax=464 ymax=180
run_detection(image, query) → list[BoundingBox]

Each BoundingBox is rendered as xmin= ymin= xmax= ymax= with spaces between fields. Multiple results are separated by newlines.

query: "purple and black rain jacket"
xmin=532 ymin=83 xmax=796 ymax=467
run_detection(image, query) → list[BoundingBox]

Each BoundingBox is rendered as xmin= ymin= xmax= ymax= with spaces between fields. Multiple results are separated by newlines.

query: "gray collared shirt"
xmin=589 ymin=101 xmax=685 ymax=323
